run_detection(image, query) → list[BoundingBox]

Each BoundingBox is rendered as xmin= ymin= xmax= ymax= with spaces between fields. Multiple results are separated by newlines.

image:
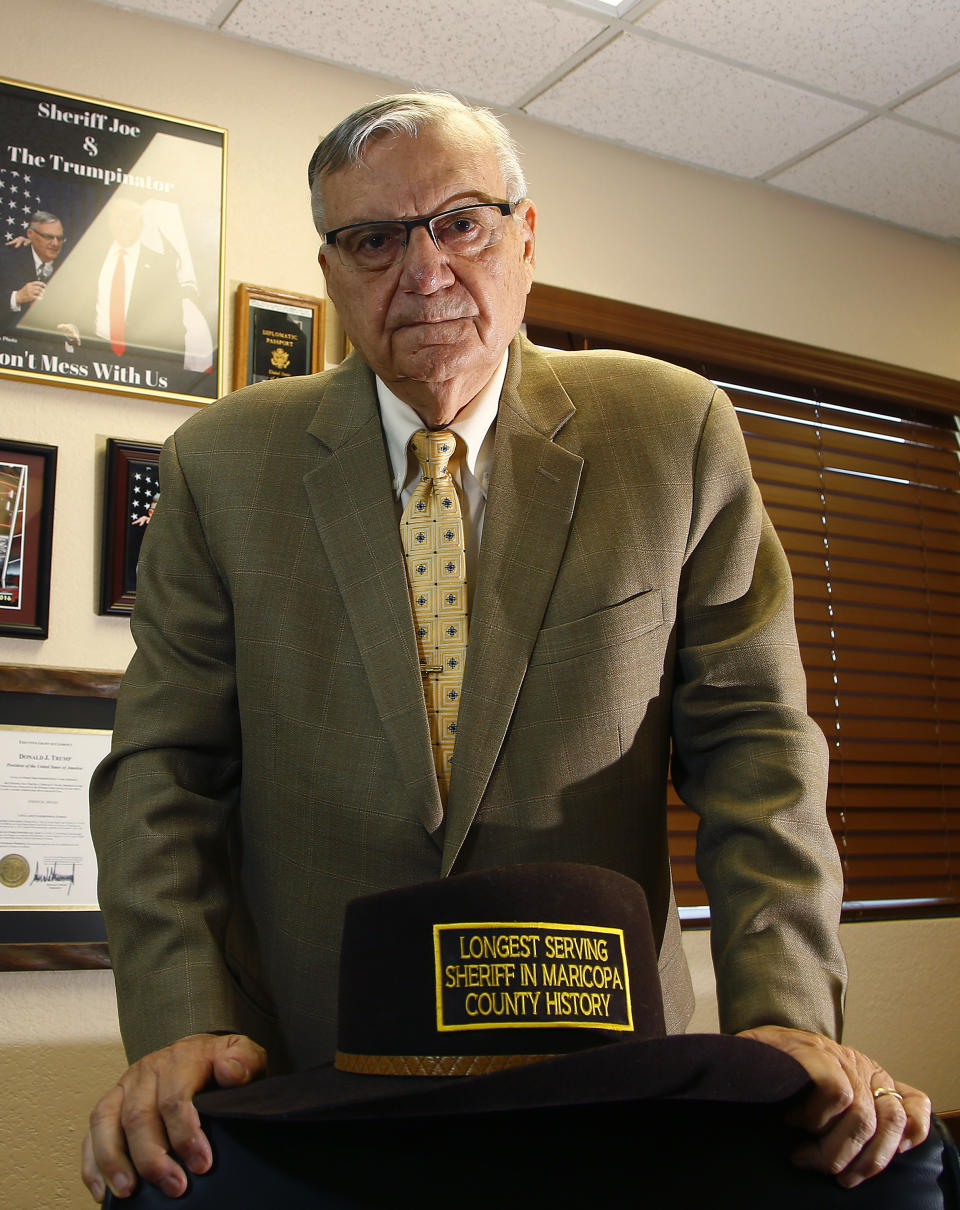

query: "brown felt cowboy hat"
xmin=197 ymin=862 xmax=811 ymax=1123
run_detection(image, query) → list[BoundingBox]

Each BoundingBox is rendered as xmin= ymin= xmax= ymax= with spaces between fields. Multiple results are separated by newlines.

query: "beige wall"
xmin=1 ymin=2 xmax=958 ymax=1206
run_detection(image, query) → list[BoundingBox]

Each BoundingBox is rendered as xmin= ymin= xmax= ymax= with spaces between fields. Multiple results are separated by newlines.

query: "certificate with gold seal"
xmin=0 ymin=726 xmax=110 ymax=908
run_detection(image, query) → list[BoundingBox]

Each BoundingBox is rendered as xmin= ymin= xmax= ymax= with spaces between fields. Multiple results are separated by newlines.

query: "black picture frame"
xmin=99 ymin=438 xmax=161 ymax=615
xmin=0 ymin=76 xmax=226 ymax=406
xmin=0 ymin=663 xmax=117 ymax=970
xmin=0 ymin=438 xmax=56 ymax=638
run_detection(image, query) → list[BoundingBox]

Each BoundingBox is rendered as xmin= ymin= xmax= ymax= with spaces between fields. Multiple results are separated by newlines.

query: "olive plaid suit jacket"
xmin=91 ymin=336 xmax=846 ymax=1071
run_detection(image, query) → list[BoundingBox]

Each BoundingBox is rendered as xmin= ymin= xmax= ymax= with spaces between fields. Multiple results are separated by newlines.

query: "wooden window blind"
xmin=525 ymin=284 xmax=960 ymax=921
xmin=675 ymin=380 xmax=960 ymax=917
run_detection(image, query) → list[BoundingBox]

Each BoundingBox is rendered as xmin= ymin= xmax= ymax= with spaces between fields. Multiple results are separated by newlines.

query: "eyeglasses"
xmin=324 ymin=201 xmax=517 ymax=271
xmin=29 ymin=229 xmax=66 ymax=243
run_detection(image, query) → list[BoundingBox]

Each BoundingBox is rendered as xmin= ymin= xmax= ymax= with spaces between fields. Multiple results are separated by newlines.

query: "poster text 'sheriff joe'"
xmin=0 ymin=76 xmax=225 ymax=405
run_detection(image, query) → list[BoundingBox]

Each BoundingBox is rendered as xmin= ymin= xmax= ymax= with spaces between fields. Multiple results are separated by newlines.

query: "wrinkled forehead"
xmin=318 ymin=116 xmax=505 ymax=228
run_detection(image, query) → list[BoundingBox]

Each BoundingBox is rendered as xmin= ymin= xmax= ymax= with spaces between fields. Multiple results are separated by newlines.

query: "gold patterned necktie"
xmin=400 ymin=430 xmax=468 ymax=803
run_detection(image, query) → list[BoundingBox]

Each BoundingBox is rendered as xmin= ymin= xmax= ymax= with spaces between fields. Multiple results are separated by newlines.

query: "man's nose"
xmin=399 ymin=226 xmax=455 ymax=293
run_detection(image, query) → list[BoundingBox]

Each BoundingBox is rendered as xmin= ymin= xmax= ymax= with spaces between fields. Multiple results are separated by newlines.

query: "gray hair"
xmin=307 ymin=92 xmax=527 ymax=234
xmin=29 ymin=211 xmax=61 ymax=228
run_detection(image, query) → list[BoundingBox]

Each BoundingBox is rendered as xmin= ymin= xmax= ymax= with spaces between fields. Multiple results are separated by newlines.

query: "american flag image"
xmin=128 ymin=461 xmax=160 ymax=525
xmin=0 ymin=168 xmax=44 ymax=238
xmin=124 ymin=459 xmax=161 ymax=592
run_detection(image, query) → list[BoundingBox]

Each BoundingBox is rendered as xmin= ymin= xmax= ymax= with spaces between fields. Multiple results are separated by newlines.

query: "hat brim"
xmin=197 ymin=1033 xmax=811 ymax=1123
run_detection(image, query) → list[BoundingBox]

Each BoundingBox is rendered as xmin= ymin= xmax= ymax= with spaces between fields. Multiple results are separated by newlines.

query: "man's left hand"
xmin=738 ymin=1025 xmax=931 ymax=1188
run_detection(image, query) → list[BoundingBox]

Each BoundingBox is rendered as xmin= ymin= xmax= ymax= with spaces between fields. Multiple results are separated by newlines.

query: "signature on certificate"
xmin=30 ymin=861 xmax=77 ymax=894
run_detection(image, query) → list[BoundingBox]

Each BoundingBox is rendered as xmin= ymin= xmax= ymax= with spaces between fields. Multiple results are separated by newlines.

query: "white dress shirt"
xmin=377 ymin=350 xmax=508 ymax=605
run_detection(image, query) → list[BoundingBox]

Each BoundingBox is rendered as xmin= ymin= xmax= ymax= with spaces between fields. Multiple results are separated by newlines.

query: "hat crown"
xmin=336 ymin=863 xmax=666 ymax=1072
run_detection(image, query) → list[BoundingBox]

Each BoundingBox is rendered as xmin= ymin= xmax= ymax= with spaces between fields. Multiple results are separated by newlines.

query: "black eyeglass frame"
xmin=322 ymin=201 xmax=517 ymax=267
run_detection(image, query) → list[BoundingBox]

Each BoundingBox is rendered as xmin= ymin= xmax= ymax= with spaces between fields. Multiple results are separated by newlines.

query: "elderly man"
xmin=84 ymin=93 xmax=929 ymax=1203
xmin=0 ymin=210 xmax=66 ymax=329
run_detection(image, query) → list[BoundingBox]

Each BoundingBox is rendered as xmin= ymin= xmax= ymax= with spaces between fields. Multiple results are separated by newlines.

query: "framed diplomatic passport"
xmin=233 ymin=283 xmax=324 ymax=389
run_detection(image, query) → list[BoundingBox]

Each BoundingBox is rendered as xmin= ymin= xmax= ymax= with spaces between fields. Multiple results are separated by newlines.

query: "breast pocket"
xmin=528 ymin=588 xmax=664 ymax=666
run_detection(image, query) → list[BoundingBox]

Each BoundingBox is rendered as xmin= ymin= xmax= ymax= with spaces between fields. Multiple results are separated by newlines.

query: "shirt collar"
xmin=377 ymin=349 xmax=508 ymax=496
xmin=110 ymin=240 xmax=140 ymax=262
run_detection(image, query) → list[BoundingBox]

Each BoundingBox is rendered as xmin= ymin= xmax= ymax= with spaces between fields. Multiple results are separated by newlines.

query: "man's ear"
xmin=317 ymin=246 xmax=332 ymax=285
xmin=517 ymin=199 xmax=537 ymax=270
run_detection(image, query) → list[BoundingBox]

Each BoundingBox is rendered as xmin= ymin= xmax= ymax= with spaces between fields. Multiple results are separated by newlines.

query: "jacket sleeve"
xmin=90 ymin=427 xmax=273 ymax=1064
xmin=670 ymin=387 xmax=847 ymax=1039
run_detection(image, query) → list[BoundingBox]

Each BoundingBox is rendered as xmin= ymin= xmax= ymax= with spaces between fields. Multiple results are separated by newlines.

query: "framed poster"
xmin=0 ymin=439 xmax=57 ymax=639
xmin=233 ymin=283 xmax=324 ymax=390
xmin=99 ymin=438 xmax=161 ymax=615
xmin=0 ymin=76 xmax=226 ymax=406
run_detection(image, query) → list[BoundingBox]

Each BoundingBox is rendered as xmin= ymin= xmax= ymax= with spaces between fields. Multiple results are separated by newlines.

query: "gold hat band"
xmin=334 ymin=1051 xmax=559 ymax=1078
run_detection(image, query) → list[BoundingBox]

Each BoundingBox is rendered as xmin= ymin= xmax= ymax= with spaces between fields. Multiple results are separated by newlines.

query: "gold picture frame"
xmin=233 ymin=283 xmax=325 ymax=390
xmin=0 ymin=76 xmax=226 ymax=406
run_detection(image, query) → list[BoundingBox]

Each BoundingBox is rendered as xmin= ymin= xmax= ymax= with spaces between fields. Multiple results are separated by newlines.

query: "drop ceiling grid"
xmin=631 ymin=0 xmax=960 ymax=107
xmin=523 ymin=32 xmax=869 ymax=178
xmin=71 ymin=0 xmax=960 ymax=242
xmin=770 ymin=118 xmax=960 ymax=240
xmin=896 ymin=71 xmax=960 ymax=138
xmin=222 ymin=0 xmax=605 ymax=109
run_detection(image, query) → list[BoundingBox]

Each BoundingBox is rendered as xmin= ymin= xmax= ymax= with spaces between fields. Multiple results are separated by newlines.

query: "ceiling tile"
xmin=525 ymin=32 xmax=864 ymax=177
xmin=81 ymin=0 xmax=960 ymax=241
xmin=896 ymin=70 xmax=960 ymax=137
xmin=223 ymin=0 xmax=603 ymax=109
xmin=91 ymin=0 xmax=223 ymax=21
xmin=770 ymin=118 xmax=960 ymax=240
xmin=635 ymin=0 xmax=960 ymax=106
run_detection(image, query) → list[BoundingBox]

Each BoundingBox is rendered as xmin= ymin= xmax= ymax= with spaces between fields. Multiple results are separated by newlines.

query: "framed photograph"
xmin=0 ymin=439 xmax=56 ymax=639
xmin=0 ymin=76 xmax=226 ymax=406
xmin=233 ymin=283 xmax=324 ymax=390
xmin=99 ymin=438 xmax=161 ymax=615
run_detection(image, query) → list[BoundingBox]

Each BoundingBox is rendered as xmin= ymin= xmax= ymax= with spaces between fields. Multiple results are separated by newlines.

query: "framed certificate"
xmin=233 ymin=283 xmax=324 ymax=389
xmin=0 ymin=663 xmax=120 ymax=971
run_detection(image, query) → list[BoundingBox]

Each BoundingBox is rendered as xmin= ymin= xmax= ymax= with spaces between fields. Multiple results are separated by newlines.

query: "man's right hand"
xmin=15 ymin=280 xmax=45 ymax=305
xmin=81 ymin=1032 xmax=267 ymax=1203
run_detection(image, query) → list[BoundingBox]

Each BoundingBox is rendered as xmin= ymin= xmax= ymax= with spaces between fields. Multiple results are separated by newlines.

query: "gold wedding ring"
xmin=873 ymin=1086 xmax=904 ymax=1102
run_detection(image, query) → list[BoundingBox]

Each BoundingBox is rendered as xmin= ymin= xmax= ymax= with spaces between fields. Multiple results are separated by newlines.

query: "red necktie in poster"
xmin=110 ymin=249 xmax=126 ymax=356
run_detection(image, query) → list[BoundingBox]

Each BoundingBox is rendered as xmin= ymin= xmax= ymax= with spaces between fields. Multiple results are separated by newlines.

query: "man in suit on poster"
xmin=84 ymin=93 xmax=930 ymax=1202
xmin=86 ymin=195 xmax=187 ymax=364
xmin=0 ymin=210 xmax=67 ymax=331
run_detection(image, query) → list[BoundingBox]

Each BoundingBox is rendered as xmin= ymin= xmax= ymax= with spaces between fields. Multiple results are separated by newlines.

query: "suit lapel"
xmin=442 ymin=338 xmax=583 ymax=873
xmin=303 ymin=357 xmax=444 ymax=838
